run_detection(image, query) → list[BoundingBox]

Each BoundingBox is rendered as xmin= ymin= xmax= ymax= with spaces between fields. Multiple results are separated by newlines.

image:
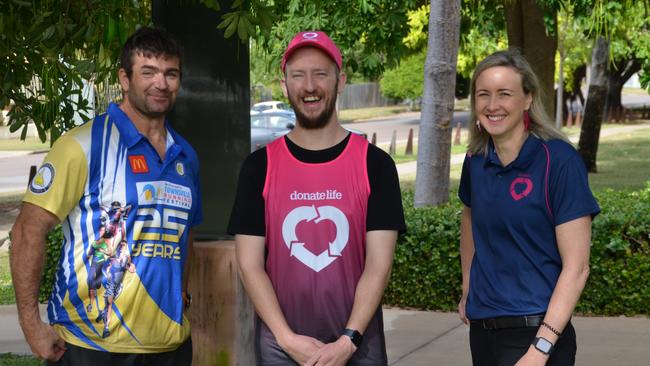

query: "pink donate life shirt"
xmin=262 ymin=133 xmax=374 ymax=350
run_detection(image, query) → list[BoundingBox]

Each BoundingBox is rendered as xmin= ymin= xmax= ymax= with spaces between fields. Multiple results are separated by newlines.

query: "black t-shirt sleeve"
xmin=227 ymin=148 xmax=267 ymax=236
xmin=227 ymin=139 xmax=406 ymax=236
xmin=366 ymin=144 xmax=406 ymax=233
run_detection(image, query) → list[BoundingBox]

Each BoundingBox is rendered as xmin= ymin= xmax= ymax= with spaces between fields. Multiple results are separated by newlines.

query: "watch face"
xmin=534 ymin=337 xmax=553 ymax=354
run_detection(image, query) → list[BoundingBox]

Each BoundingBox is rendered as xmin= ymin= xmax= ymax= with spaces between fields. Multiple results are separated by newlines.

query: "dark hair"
xmin=467 ymin=49 xmax=567 ymax=154
xmin=120 ymin=26 xmax=183 ymax=79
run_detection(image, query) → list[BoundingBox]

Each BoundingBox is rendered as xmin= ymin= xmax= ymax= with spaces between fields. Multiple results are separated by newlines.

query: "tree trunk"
xmin=571 ymin=64 xmax=586 ymax=106
xmin=556 ymin=51 xmax=565 ymax=128
xmin=604 ymin=58 xmax=642 ymax=121
xmin=504 ymin=0 xmax=558 ymax=119
xmin=414 ymin=0 xmax=461 ymax=207
xmin=578 ymin=37 xmax=609 ymax=173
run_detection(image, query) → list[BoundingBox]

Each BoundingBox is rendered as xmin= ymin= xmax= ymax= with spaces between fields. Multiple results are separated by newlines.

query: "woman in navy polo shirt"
xmin=458 ymin=50 xmax=600 ymax=366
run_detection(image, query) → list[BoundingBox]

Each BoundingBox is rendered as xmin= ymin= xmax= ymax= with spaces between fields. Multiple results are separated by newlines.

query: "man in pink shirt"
xmin=229 ymin=31 xmax=405 ymax=365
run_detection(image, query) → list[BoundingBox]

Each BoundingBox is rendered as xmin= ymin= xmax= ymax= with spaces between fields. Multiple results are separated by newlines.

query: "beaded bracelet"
xmin=541 ymin=321 xmax=562 ymax=337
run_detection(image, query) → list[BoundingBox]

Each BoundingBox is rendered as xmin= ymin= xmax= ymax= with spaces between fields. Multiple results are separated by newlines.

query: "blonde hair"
xmin=467 ymin=49 xmax=568 ymax=155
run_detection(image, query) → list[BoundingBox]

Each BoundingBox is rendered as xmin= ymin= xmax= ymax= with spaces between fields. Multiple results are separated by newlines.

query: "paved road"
xmin=0 ymin=152 xmax=45 ymax=195
xmin=348 ymin=111 xmax=470 ymax=146
xmin=0 ymin=92 xmax=648 ymax=193
xmin=348 ymin=92 xmax=650 ymax=147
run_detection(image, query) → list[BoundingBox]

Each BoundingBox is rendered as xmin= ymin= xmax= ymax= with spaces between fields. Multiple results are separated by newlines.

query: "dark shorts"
xmin=46 ymin=337 xmax=192 ymax=366
xmin=104 ymin=271 xmax=125 ymax=298
xmin=469 ymin=321 xmax=576 ymax=366
xmin=87 ymin=261 xmax=105 ymax=290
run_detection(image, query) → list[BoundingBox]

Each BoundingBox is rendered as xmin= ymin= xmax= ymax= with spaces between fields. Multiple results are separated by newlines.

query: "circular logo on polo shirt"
xmin=142 ymin=184 xmax=157 ymax=202
xmin=175 ymin=162 xmax=185 ymax=176
xmin=302 ymin=32 xmax=318 ymax=39
xmin=29 ymin=163 xmax=55 ymax=195
xmin=510 ymin=176 xmax=533 ymax=201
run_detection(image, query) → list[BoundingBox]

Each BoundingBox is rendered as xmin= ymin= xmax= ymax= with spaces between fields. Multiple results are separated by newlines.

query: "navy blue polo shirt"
xmin=458 ymin=134 xmax=600 ymax=320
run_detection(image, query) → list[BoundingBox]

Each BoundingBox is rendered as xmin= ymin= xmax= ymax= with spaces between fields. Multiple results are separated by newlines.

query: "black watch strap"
xmin=342 ymin=328 xmax=363 ymax=348
xmin=532 ymin=336 xmax=554 ymax=355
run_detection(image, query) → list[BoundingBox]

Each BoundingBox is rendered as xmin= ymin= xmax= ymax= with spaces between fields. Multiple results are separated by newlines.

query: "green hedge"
xmin=40 ymin=226 xmax=64 ymax=303
xmin=578 ymin=187 xmax=650 ymax=315
xmin=384 ymin=187 xmax=650 ymax=316
xmin=38 ymin=187 xmax=649 ymax=315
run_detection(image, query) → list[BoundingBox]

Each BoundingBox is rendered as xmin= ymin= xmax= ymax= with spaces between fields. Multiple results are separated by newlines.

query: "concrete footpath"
xmin=1 ymin=305 xmax=649 ymax=365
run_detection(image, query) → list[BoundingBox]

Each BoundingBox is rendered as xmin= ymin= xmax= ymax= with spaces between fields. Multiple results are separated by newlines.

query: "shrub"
xmin=384 ymin=190 xmax=462 ymax=311
xmin=384 ymin=187 xmax=650 ymax=316
xmin=577 ymin=187 xmax=650 ymax=315
xmin=40 ymin=226 xmax=64 ymax=303
xmin=36 ymin=188 xmax=649 ymax=316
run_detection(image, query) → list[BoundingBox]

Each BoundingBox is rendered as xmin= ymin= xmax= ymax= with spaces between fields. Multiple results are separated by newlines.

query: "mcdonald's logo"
xmin=129 ymin=155 xmax=149 ymax=174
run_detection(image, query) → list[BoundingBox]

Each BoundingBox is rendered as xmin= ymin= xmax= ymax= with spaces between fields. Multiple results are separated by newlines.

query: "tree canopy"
xmin=0 ymin=0 xmax=150 ymax=141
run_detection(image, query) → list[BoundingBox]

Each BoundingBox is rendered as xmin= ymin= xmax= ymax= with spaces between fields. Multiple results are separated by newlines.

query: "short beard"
xmin=127 ymin=89 xmax=173 ymax=119
xmin=288 ymin=79 xmax=339 ymax=130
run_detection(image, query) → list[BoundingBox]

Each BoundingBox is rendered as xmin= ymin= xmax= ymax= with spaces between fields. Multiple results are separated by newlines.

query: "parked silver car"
xmin=250 ymin=111 xmax=367 ymax=151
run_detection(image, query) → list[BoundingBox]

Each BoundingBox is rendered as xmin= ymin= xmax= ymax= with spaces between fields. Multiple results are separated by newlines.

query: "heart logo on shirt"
xmin=281 ymin=205 xmax=349 ymax=272
xmin=510 ymin=177 xmax=533 ymax=201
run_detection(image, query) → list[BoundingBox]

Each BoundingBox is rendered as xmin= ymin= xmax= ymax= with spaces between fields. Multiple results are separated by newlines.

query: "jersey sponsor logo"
xmin=510 ymin=176 xmax=534 ymax=201
xmin=136 ymin=181 xmax=192 ymax=210
xmin=282 ymin=205 xmax=349 ymax=272
xmin=29 ymin=163 xmax=55 ymax=194
xmin=133 ymin=181 xmax=191 ymax=258
xmin=129 ymin=155 xmax=149 ymax=174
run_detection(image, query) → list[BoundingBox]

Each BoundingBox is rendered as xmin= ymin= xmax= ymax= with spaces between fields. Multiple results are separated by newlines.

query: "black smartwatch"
xmin=342 ymin=328 xmax=363 ymax=348
xmin=532 ymin=336 xmax=554 ymax=355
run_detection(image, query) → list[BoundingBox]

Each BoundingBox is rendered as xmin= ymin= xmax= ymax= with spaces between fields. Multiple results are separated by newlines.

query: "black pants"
xmin=46 ymin=337 xmax=192 ymax=366
xmin=469 ymin=322 xmax=576 ymax=366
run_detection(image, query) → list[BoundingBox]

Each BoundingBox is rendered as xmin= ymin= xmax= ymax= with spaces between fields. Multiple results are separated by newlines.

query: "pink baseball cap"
xmin=281 ymin=31 xmax=342 ymax=72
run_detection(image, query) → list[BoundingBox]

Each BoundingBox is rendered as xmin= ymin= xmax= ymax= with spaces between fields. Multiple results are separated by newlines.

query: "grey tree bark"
xmin=414 ymin=0 xmax=461 ymax=207
xmin=578 ymin=36 xmax=609 ymax=172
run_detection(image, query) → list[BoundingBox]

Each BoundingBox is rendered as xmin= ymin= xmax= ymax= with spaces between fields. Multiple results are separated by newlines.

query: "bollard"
xmin=405 ymin=128 xmax=414 ymax=155
xmin=389 ymin=130 xmax=396 ymax=155
xmin=453 ymin=122 xmax=462 ymax=145
xmin=371 ymin=132 xmax=377 ymax=145
xmin=28 ymin=165 xmax=37 ymax=186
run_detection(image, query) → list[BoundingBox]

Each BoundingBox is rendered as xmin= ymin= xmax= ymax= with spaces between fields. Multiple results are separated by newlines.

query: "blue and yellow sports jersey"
xmin=23 ymin=103 xmax=203 ymax=353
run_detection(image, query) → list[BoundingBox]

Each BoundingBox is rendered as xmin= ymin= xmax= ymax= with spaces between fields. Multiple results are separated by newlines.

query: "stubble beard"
xmin=287 ymin=79 xmax=339 ymax=130
xmin=127 ymin=87 xmax=175 ymax=119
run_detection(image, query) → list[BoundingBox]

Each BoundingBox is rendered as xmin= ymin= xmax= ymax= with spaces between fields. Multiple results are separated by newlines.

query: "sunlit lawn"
xmin=0 ymin=353 xmax=43 ymax=365
xmin=586 ymin=128 xmax=650 ymax=190
xmin=0 ymin=138 xmax=50 ymax=151
xmin=0 ymin=251 xmax=14 ymax=305
xmin=339 ymin=106 xmax=410 ymax=123
xmin=399 ymin=121 xmax=650 ymax=192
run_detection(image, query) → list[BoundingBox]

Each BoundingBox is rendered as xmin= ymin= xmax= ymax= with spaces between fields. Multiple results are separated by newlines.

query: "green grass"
xmin=387 ymin=143 xmax=467 ymax=165
xmin=0 ymin=251 xmax=15 ymax=305
xmin=399 ymin=121 xmax=650 ymax=192
xmin=339 ymin=106 xmax=410 ymax=123
xmin=0 ymin=354 xmax=43 ymax=366
xmin=587 ymin=128 xmax=650 ymax=190
xmin=0 ymin=193 xmax=23 ymax=204
xmin=0 ymin=138 xmax=49 ymax=151
xmin=622 ymin=87 xmax=650 ymax=96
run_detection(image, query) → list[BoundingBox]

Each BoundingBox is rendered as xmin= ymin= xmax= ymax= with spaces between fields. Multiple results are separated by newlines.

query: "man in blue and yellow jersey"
xmin=10 ymin=26 xmax=202 ymax=365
